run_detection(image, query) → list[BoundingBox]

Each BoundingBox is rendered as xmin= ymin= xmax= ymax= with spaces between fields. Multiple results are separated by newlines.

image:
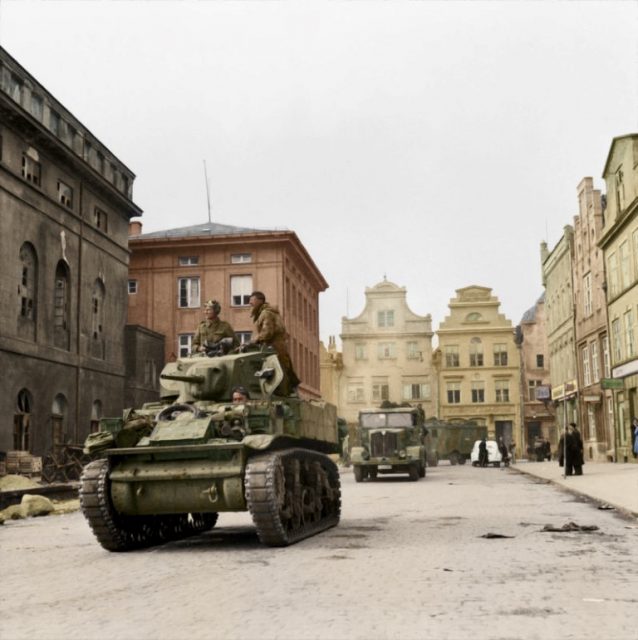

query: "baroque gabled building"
xmin=339 ymin=279 xmax=435 ymax=424
xmin=571 ymin=177 xmax=614 ymax=461
xmin=127 ymin=221 xmax=328 ymax=399
xmin=0 ymin=47 xmax=142 ymax=456
xmin=541 ymin=226 xmax=578 ymax=432
xmin=599 ymin=133 xmax=638 ymax=463
xmin=435 ymin=286 xmax=521 ymax=449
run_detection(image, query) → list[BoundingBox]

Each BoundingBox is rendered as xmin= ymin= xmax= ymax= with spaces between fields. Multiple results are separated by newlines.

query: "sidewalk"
xmin=509 ymin=459 xmax=638 ymax=517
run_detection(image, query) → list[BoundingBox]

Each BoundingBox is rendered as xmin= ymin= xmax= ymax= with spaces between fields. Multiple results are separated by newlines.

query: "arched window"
xmin=14 ymin=388 xmax=33 ymax=451
xmin=51 ymin=393 xmax=68 ymax=449
xmin=465 ymin=312 xmax=482 ymax=322
xmin=18 ymin=243 xmax=38 ymax=340
xmin=91 ymin=400 xmax=102 ymax=433
xmin=470 ymin=337 xmax=484 ymax=367
xmin=91 ymin=278 xmax=105 ymax=358
xmin=54 ymin=261 xmax=70 ymax=349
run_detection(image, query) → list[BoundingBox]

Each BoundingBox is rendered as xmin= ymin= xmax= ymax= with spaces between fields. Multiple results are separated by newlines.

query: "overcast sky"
xmin=2 ymin=1 xmax=637 ymax=345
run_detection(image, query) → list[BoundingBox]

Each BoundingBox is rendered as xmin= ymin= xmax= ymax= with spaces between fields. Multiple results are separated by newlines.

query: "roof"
xmin=132 ymin=221 xmax=283 ymax=240
xmin=601 ymin=133 xmax=638 ymax=177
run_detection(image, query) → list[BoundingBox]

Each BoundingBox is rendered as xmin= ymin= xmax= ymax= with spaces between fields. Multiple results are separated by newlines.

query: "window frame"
xmin=230 ymin=274 xmax=252 ymax=307
xmin=177 ymin=276 xmax=200 ymax=309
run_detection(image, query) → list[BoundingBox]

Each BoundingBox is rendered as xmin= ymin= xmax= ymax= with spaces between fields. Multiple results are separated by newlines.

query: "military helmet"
xmin=204 ymin=299 xmax=221 ymax=314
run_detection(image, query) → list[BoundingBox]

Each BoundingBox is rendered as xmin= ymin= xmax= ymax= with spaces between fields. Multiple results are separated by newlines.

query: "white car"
xmin=470 ymin=440 xmax=503 ymax=467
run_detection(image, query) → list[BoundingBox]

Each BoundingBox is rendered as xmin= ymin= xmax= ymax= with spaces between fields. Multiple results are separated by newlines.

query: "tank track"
xmin=79 ymin=459 xmax=218 ymax=552
xmin=244 ymin=448 xmax=341 ymax=546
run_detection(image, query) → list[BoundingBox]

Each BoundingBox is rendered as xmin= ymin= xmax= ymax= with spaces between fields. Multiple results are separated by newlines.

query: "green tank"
xmin=79 ymin=342 xmax=341 ymax=550
xmin=351 ymin=407 xmax=428 ymax=482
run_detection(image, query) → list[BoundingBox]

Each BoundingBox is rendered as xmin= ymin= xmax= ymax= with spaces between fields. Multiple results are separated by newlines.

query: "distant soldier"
xmin=192 ymin=299 xmax=238 ymax=353
xmin=248 ymin=291 xmax=300 ymax=395
xmin=231 ymin=385 xmax=250 ymax=403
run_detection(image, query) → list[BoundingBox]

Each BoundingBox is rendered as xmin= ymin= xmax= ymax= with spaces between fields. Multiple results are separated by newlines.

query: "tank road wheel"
xmin=80 ymin=459 xmax=218 ymax=552
xmin=408 ymin=464 xmax=419 ymax=481
xmin=245 ymin=449 xmax=341 ymax=547
xmin=353 ymin=466 xmax=365 ymax=483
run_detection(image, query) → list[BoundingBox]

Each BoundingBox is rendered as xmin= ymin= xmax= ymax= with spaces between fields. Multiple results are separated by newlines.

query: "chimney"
xmin=129 ymin=220 xmax=142 ymax=237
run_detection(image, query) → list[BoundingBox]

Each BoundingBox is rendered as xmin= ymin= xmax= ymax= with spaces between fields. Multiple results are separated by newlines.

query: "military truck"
xmin=425 ymin=419 xmax=488 ymax=465
xmin=350 ymin=407 xmax=428 ymax=481
xmin=79 ymin=342 xmax=341 ymax=550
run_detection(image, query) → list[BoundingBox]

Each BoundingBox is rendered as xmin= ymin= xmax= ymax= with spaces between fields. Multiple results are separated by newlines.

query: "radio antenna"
xmin=203 ymin=160 xmax=212 ymax=223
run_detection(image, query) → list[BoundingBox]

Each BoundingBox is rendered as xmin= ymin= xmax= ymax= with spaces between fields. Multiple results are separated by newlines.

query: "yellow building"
xmin=600 ymin=133 xmax=638 ymax=462
xmin=338 ymin=279 xmax=435 ymax=424
xmin=436 ymin=286 xmax=521 ymax=449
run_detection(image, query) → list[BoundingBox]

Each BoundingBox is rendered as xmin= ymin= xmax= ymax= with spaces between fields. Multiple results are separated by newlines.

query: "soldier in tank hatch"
xmin=192 ymin=299 xmax=238 ymax=353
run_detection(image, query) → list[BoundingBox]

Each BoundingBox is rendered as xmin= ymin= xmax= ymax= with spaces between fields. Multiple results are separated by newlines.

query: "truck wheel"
xmin=408 ymin=465 xmax=419 ymax=481
xmin=458 ymin=456 xmax=466 ymax=465
xmin=353 ymin=466 xmax=365 ymax=483
xmin=418 ymin=461 xmax=426 ymax=478
xmin=449 ymin=452 xmax=458 ymax=466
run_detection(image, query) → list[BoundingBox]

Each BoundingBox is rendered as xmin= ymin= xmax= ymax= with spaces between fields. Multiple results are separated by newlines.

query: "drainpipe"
xmin=75 ymin=180 xmax=84 ymax=443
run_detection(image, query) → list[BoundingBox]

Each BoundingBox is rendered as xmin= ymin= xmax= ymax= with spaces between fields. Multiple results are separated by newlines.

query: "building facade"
xmin=571 ymin=177 xmax=614 ymax=461
xmin=127 ymin=221 xmax=328 ymax=399
xmin=435 ymin=286 xmax=521 ymax=448
xmin=541 ymin=227 xmax=579 ymax=432
xmin=319 ymin=336 xmax=343 ymax=408
xmin=0 ymin=47 xmax=142 ymax=456
xmin=599 ymin=134 xmax=638 ymax=463
xmin=339 ymin=279 xmax=435 ymax=424
xmin=518 ymin=294 xmax=554 ymax=453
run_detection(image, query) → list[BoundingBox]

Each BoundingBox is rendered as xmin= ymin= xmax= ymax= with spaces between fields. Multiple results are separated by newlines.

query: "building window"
xmin=354 ymin=343 xmax=367 ymax=360
xmin=347 ymin=382 xmax=365 ymax=403
xmin=611 ymin=318 xmax=622 ymax=362
xmin=178 ymin=334 xmax=194 ymax=357
xmin=583 ymin=273 xmax=592 ymax=317
xmin=30 ymin=94 xmax=43 ymax=120
xmin=528 ymin=379 xmax=542 ymax=402
xmin=471 ymin=381 xmax=485 ymax=403
xmin=582 ymin=346 xmax=591 ymax=387
xmin=94 ymin=208 xmax=108 ymax=232
xmin=18 ymin=242 xmax=37 ymax=321
xmin=607 ymin=252 xmax=619 ymax=298
xmin=619 ymin=241 xmax=631 ymax=291
xmin=53 ymin=261 xmax=70 ymax=349
xmin=445 ymin=345 xmax=460 ymax=367
xmin=377 ymin=310 xmax=394 ymax=328
xmin=495 ymin=380 xmax=510 ymax=403
xmin=235 ymin=331 xmax=252 ymax=346
xmin=590 ymin=340 xmax=600 ymax=383
xmin=624 ymin=310 xmax=635 ymax=358
xmin=493 ymin=343 xmax=508 ymax=366
xmin=377 ymin=342 xmax=396 ymax=359
xmin=231 ymin=253 xmax=252 ymax=264
xmin=469 ymin=338 xmax=483 ymax=366
xmin=446 ymin=382 xmax=461 ymax=404
xmin=8 ymin=73 xmax=22 ymax=102
xmin=230 ymin=274 xmax=252 ymax=306
xmin=406 ymin=341 xmax=420 ymax=360
xmin=633 ymin=230 xmax=638 ymax=282
xmin=49 ymin=109 xmax=61 ymax=136
xmin=602 ymin=336 xmax=611 ymax=377
xmin=178 ymin=277 xmax=200 ymax=308
xmin=536 ymin=354 xmax=544 ymax=368
xmin=91 ymin=400 xmax=103 ymax=433
xmin=57 ymin=181 xmax=73 ymax=208
xmin=128 ymin=280 xmax=138 ymax=294
xmin=372 ymin=380 xmax=389 ymax=402
xmin=22 ymin=153 xmax=41 ymax=186
xmin=403 ymin=383 xmax=430 ymax=401
xmin=91 ymin=279 xmax=105 ymax=341
xmin=614 ymin=167 xmax=625 ymax=214
xmin=178 ymin=256 xmax=199 ymax=266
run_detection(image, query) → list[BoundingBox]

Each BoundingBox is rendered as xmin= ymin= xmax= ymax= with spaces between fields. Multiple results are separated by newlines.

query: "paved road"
xmin=1 ymin=463 xmax=635 ymax=640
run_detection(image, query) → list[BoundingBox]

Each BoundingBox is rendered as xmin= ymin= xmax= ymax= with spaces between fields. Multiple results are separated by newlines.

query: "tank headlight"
xmin=398 ymin=449 xmax=407 ymax=459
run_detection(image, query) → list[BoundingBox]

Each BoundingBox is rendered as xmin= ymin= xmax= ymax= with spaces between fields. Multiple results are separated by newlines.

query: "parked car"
xmin=470 ymin=440 xmax=503 ymax=467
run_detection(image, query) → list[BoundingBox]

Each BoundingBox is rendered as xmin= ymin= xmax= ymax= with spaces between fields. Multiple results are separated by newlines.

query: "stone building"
xmin=571 ymin=177 xmax=614 ymax=461
xmin=599 ymin=133 xmax=638 ymax=463
xmin=339 ymin=279 xmax=435 ymax=424
xmin=517 ymin=294 xmax=554 ymax=452
xmin=127 ymin=221 xmax=328 ymax=399
xmin=435 ymin=286 xmax=521 ymax=448
xmin=541 ymin=227 xmax=579 ymax=432
xmin=0 ymin=47 xmax=142 ymax=456
xmin=319 ymin=336 xmax=343 ymax=408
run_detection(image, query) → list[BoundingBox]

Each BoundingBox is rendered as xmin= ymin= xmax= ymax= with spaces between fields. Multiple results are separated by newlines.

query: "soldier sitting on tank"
xmin=232 ymin=385 xmax=250 ymax=403
xmin=248 ymin=291 xmax=300 ymax=396
xmin=192 ymin=299 xmax=238 ymax=354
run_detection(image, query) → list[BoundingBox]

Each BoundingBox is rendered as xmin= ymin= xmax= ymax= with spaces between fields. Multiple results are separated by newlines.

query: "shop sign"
xmin=611 ymin=359 xmax=638 ymax=379
xmin=602 ymin=377 xmax=624 ymax=390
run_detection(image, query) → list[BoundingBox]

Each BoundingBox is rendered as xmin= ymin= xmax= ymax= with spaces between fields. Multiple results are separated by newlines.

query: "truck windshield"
xmin=360 ymin=413 xmax=414 ymax=428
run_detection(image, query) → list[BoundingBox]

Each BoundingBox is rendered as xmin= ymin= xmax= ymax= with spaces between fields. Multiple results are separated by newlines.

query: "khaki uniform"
xmin=192 ymin=318 xmax=237 ymax=351
xmin=251 ymin=302 xmax=300 ymax=394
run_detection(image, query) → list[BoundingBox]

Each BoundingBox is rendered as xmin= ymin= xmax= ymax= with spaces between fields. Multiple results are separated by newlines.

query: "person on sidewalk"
xmin=632 ymin=418 xmax=638 ymax=459
xmin=478 ymin=438 xmax=488 ymax=468
xmin=569 ymin=423 xmax=584 ymax=475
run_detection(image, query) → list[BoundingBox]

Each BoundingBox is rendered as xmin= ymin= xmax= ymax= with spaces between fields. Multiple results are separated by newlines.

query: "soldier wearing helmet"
xmin=192 ymin=299 xmax=238 ymax=353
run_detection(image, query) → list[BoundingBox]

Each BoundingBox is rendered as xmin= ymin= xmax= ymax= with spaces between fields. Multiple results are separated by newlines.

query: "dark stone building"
xmin=0 ymin=47 xmax=142 ymax=456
